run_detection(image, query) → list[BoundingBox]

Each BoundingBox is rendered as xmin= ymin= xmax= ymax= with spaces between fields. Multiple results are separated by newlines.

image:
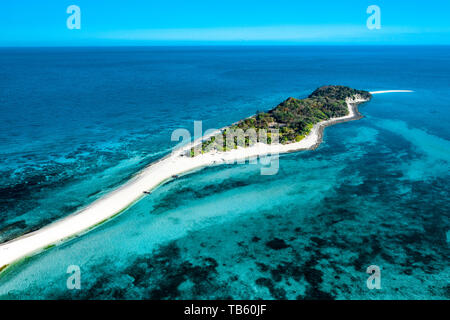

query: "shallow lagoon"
xmin=0 ymin=46 xmax=449 ymax=299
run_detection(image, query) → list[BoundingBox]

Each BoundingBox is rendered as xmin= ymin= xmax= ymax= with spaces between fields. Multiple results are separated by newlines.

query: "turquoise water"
xmin=0 ymin=46 xmax=449 ymax=299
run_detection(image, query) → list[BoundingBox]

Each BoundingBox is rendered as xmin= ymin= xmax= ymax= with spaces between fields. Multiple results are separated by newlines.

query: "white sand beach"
xmin=0 ymin=92 xmax=409 ymax=272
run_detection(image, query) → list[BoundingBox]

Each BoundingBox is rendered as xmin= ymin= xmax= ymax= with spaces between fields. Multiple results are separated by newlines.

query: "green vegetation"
xmin=190 ymin=86 xmax=371 ymax=156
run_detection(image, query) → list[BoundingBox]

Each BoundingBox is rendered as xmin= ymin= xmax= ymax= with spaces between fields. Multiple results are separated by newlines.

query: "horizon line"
xmin=1 ymin=43 xmax=450 ymax=48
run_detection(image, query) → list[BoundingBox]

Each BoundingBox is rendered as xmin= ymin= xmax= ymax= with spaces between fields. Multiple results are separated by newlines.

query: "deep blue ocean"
xmin=0 ymin=46 xmax=448 ymax=299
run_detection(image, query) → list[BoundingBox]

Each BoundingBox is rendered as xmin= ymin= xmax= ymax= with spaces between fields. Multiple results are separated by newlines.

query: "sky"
xmin=0 ymin=0 xmax=449 ymax=46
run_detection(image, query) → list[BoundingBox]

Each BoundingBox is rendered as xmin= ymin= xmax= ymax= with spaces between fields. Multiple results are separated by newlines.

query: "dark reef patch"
xmin=151 ymin=178 xmax=254 ymax=214
xmin=255 ymin=278 xmax=287 ymax=300
xmin=52 ymin=242 xmax=224 ymax=300
xmin=265 ymin=238 xmax=289 ymax=250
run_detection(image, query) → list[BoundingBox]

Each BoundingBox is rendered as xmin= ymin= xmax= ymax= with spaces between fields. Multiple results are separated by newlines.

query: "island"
xmin=0 ymin=85 xmax=372 ymax=273
xmin=190 ymin=85 xmax=371 ymax=156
